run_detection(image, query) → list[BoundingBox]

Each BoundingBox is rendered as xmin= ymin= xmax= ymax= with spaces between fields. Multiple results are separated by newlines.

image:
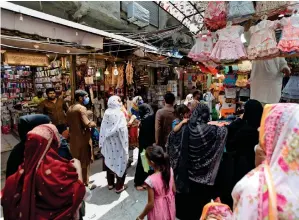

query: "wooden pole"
xmin=70 ymin=55 xmax=76 ymax=104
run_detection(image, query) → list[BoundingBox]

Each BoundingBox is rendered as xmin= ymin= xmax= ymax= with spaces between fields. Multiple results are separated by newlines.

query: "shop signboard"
xmin=4 ymin=52 xmax=49 ymax=66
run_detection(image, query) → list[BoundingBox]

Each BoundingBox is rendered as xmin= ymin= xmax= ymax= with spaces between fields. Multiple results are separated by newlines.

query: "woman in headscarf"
xmin=5 ymin=114 xmax=50 ymax=179
xmin=1 ymin=124 xmax=86 ymax=219
xmin=100 ymin=96 xmax=129 ymax=193
xmin=226 ymin=99 xmax=263 ymax=182
xmin=166 ymin=103 xmax=228 ymax=220
xmin=128 ymin=96 xmax=143 ymax=148
xmin=214 ymin=99 xmax=264 ymax=208
xmin=232 ymin=103 xmax=299 ymax=219
xmin=134 ymin=103 xmax=155 ymax=190
xmin=184 ymin=94 xmax=193 ymax=109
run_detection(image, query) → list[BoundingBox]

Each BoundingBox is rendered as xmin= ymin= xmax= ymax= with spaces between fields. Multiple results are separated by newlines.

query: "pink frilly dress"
xmin=210 ymin=25 xmax=247 ymax=63
xmin=278 ymin=16 xmax=299 ymax=53
xmin=204 ymin=1 xmax=227 ymax=30
xmin=247 ymin=20 xmax=280 ymax=59
xmin=144 ymin=170 xmax=175 ymax=220
xmin=188 ymin=32 xmax=213 ymax=62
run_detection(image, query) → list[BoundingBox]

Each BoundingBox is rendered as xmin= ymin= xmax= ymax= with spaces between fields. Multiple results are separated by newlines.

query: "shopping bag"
xmin=141 ymin=149 xmax=150 ymax=173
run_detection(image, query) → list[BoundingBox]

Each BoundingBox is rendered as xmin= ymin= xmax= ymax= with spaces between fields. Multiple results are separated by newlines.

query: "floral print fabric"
xmin=232 ymin=103 xmax=299 ymax=220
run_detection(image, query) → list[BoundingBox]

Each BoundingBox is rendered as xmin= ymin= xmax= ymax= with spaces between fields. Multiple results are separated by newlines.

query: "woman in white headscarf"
xmin=100 ymin=96 xmax=129 ymax=193
xmin=184 ymin=94 xmax=193 ymax=109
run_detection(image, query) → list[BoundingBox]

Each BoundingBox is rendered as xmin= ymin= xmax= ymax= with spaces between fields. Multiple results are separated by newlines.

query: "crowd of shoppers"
xmin=2 ymin=88 xmax=299 ymax=220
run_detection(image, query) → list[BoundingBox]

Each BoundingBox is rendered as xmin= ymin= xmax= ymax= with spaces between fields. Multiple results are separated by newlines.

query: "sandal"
xmin=89 ymin=184 xmax=97 ymax=190
xmin=115 ymin=185 xmax=128 ymax=194
xmin=136 ymin=185 xmax=147 ymax=191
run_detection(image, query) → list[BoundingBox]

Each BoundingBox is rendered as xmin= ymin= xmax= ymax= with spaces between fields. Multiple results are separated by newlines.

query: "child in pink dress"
xmin=137 ymin=145 xmax=176 ymax=220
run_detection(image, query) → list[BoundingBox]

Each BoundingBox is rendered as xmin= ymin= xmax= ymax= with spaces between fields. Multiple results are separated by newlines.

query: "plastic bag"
xmin=141 ymin=149 xmax=150 ymax=173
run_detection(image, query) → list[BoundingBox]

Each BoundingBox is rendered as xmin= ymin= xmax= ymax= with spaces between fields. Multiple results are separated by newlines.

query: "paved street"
xmin=85 ymin=158 xmax=148 ymax=220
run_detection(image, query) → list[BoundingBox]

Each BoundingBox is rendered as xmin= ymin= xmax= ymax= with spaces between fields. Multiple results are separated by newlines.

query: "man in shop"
xmin=32 ymin=91 xmax=45 ymax=105
xmin=66 ymin=89 xmax=97 ymax=186
xmin=155 ymin=92 xmax=176 ymax=149
xmin=193 ymin=90 xmax=203 ymax=102
xmin=38 ymin=88 xmax=68 ymax=134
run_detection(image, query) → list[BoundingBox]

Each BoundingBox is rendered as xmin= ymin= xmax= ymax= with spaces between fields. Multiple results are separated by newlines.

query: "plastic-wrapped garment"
xmin=282 ymin=76 xmax=299 ymax=100
xmin=188 ymin=33 xmax=213 ymax=62
xmin=204 ymin=1 xmax=227 ymax=30
xmin=247 ymin=20 xmax=280 ymax=59
xmin=277 ymin=16 xmax=299 ymax=53
xmin=227 ymin=1 xmax=255 ymax=21
xmin=210 ymin=25 xmax=247 ymax=63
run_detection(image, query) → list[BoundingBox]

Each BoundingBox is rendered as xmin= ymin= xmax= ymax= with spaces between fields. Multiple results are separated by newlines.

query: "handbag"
xmin=141 ymin=149 xmax=150 ymax=173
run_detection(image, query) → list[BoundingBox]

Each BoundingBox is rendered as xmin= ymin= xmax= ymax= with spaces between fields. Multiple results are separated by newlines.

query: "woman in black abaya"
xmin=166 ymin=103 xmax=228 ymax=220
xmin=134 ymin=103 xmax=155 ymax=190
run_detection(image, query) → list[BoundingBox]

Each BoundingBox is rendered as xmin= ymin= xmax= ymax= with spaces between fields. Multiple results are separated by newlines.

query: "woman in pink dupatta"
xmin=232 ymin=103 xmax=299 ymax=220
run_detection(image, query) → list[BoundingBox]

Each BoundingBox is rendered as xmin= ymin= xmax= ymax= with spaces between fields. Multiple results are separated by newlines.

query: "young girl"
xmin=137 ymin=145 xmax=176 ymax=220
xmin=172 ymin=104 xmax=190 ymax=133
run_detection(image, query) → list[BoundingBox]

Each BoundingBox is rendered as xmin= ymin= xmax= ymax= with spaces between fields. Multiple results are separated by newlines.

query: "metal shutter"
xmin=121 ymin=1 xmax=159 ymax=27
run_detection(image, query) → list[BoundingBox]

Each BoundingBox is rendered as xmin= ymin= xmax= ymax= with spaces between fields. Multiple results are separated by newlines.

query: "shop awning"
xmin=1 ymin=2 xmax=158 ymax=52
xmin=155 ymin=1 xmax=208 ymax=34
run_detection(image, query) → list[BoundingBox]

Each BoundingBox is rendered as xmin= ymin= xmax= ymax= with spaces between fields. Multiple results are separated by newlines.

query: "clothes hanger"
xmin=226 ymin=21 xmax=233 ymax=27
xmin=261 ymin=15 xmax=268 ymax=20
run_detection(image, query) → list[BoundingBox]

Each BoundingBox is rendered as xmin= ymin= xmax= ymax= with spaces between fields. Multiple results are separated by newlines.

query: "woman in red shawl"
xmin=1 ymin=124 xmax=86 ymax=220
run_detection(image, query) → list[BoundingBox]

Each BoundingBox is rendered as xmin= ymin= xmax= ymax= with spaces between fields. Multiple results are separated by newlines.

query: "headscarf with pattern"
xmin=100 ymin=96 xmax=128 ymax=177
xmin=167 ymin=103 xmax=227 ymax=193
xmin=232 ymin=103 xmax=299 ymax=220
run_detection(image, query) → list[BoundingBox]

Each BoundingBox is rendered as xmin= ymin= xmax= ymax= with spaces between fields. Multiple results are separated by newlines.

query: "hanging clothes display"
xmin=277 ymin=15 xmax=299 ymax=53
xmin=188 ymin=32 xmax=213 ymax=62
xmin=225 ymin=87 xmax=237 ymax=99
xmin=210 ymin=25 xmax=247 ymax=63
xmin=126 ymin=61 xmax=134 ymax=85
xmin=237 ymin=60 xmax=252 ymax=73
xmin=223 ymin=74 xmax=237 ymax=87
xmin=247 ymin=19 xmax=280 ymax=59
xmin=235 ymin=74 xmax=248 ymax=87
xmin=281 ymin=76 xmax=299 ymax=100
xmin=227 ymin=1 xmax=255 ymax=23
xmin=204 ymin=1 xmax=227 ymax=30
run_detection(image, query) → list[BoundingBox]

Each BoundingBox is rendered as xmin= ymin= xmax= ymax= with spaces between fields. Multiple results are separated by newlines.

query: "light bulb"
xmin=19 ymin=14 xmax=23 ymax=21
xmin=96 ymin=69 xmax=101 ymax=77
xmin=34 ymin=44 xmax=39 ymax=49
xmin=66 ymin=49 xmax=70 ymax=53
xmin=113 ymin=67 xmax=119 ymax=76
xmin=76 ymin=32 xmax=78 ymax=36
xmin=104 ymin=68 xmax=109 ymax=75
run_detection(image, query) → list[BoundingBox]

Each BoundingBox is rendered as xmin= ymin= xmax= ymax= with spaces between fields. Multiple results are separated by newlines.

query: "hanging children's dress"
xmin=204 ymin=1 xmax=227 ymax=30
xmin=227 ymin=1 xmax=255 ymax=23
xmin=277 ymin=15 xmax=299 ymax=53
xmin=210 ymin=25 xmax=247 ymax=63
xmin=247 ymin=19 xmax=280 ymax=59
xmin=237 ymin=60 xmax=252 ymax=73
xmin=188 ymin=32 xmax=213 ymax=62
